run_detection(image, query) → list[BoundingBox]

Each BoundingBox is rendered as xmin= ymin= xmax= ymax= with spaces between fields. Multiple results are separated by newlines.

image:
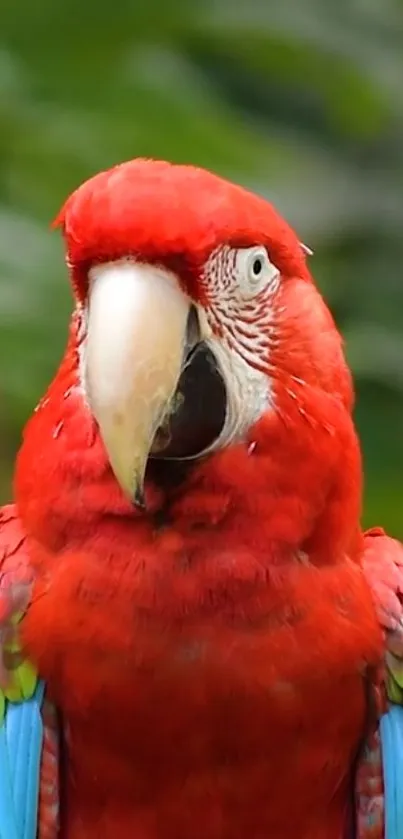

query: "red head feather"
xmin=53 ymin=159 xmax=311 ymax=303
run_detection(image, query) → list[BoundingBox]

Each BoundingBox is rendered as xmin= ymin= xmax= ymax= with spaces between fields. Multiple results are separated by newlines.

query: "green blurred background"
xmin=1 ymin=0 xmax=402 ymax=535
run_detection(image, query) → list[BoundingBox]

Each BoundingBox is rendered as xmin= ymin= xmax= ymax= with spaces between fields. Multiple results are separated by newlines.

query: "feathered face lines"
xmin=200 ymin=245 xmax=281 ymax=376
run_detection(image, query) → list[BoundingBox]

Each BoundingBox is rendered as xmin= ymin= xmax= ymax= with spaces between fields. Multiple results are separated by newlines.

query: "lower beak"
xmin=85 ymin=260 xmax=192 ymax=506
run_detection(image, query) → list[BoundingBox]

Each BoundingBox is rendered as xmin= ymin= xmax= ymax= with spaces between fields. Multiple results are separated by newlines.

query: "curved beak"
xmin=84 ymin=260 xmax=191 ymax=506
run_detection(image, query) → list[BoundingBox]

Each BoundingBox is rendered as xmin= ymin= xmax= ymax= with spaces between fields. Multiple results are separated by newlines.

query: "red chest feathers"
xmin=22 ymin=532 xmax=381 ymax=839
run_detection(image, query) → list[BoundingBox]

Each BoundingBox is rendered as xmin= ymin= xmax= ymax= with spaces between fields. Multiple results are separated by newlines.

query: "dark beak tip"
xmin=133 ymin=486 xmax=146 ymax=511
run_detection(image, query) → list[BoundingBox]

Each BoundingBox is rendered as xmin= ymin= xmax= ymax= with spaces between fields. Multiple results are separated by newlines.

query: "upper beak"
xmin=85 ymin=259 xmax=192 ymax=506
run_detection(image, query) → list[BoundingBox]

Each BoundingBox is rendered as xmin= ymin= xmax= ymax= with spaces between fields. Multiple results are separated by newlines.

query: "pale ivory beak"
xmin=85 ymin=260 xmax=191 ymax=505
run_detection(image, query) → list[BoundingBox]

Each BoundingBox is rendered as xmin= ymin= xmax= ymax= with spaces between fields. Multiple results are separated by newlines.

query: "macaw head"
xmin=49 ymin=158 xmax=353 ymax=510
xmin=13 ymin=161 xmax=369 ymax=739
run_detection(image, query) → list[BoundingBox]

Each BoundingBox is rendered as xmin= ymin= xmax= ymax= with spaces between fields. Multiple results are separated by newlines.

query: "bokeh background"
xmin=1 ymin=0 xmax=402 ymax=535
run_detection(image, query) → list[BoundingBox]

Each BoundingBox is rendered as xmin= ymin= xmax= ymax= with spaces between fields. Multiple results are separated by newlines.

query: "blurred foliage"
xmin=0 ymin=0 xmax=402 ymax=534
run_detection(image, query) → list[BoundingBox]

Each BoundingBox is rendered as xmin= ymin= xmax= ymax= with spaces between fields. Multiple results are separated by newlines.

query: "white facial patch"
xmin=196 ymin=245 xmax=280 ymax=451
xmin=204 ymin=335 xmax=271 ymax=450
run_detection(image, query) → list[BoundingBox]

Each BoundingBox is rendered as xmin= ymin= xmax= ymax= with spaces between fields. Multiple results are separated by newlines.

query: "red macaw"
xmin=0 ymin=159 xmax=402 ymax=839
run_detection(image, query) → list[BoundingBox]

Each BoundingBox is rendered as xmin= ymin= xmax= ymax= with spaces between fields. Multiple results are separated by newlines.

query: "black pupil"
xmin=252 ymin=257 xmax=263 ymax=276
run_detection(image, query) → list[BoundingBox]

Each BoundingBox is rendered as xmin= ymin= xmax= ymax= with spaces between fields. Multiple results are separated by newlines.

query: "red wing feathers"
xmin=363 ymin=527 xmax=403 ymax=702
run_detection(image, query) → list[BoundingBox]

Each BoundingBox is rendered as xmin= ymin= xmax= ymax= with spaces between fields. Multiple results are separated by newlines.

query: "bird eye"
xmin=233 ymin=246 xmax=280 ymax=298
xmin=251 ymin=257 xmax=263 ymax=277
xmin=246 ymin=248 xmax=269 ymax=284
